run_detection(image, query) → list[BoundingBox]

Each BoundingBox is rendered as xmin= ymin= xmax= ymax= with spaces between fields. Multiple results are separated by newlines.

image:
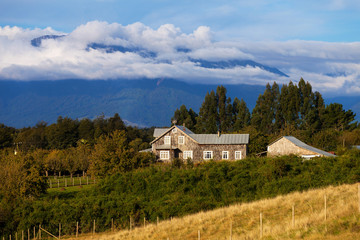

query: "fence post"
xmin=144 ymin=217 xmax=146 ymax=228
xmin=80 ymin=177 xmax=82 ymax=186
xmin=22 ymin=230 xmax=24 ymax=240
xmin=112 ymin=218 xmax=114 ymax=232
xmin=358 ymin=184 xmax=360 ymax=213
xmin=39 ymin=225 xmax=41 ymax=239
xmin=9 ymin=234 xmax=11 ymax=240
xmin=129 ymin=216 xmax=132 ymax=231
xmin=49 ymin=180 xmax=52 ymax=188
xmin=93 ymin=220 xmax=95 ymax=235
xmin=57 ymin=179 xmax=60 ymax=188
xmin=157 ymin=216 xmax=159 ymax=226
xmin=260 ymin=212 xmax=263 ymax=238
xmin=230 ymin=221 xmax=232 ymax=240
xmin=76 ymin=222 xmax=78 ymax=238
xmin=65 ymin=179 xmax=67 ymax=188
xmin=33 ymin=226 xmax=35 ymax=240
xmin=324 ymin=194 xmax=327 ymax=222
xmin=16 ymin=232 xmax=18 ymax=240
xmin=198 ymin=230 xmax=200 ymax=240
xmin=87 ymin=177 xmax=89 ymax=185
xmin=28 ymin=229 xmax=30 ymax=240
xmin=292 ymin=205 xmax=295 ymax=228
xmin=59 ymin=223 xmax=61 ymax=240
xmin=73 ymin=178 xmax=75 ymax=186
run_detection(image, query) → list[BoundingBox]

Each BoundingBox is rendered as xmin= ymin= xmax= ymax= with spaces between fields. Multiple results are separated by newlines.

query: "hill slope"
xmin=0 ymin=79 xmax=264 ymax=128
xmin=75 ymin=183 xmax=360 ymax=240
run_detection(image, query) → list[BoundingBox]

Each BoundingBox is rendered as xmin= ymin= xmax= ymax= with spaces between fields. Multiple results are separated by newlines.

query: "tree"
xmin=233 ymin=98 xmax=251 ymax=131
xmin=195 ymin=90 xmax=218 ymax=133
xmin=251 ymin=82 xmax=279 ymax=133
xmin=89 ymin=130 xmax=135 ymax=176
xmin=0 ymin=124 xmax=14 ymax=149
xmin=46 ymin=116 xmax=79 ymax=149
xmin=171 ymin=105 xmax=198 ymax=131
xmin=322 ymin=103 xmax=356 ymax=131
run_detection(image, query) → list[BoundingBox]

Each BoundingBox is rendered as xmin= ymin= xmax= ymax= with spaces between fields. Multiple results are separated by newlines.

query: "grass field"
xmin=66 ymin=183 xmax=360 ymax=240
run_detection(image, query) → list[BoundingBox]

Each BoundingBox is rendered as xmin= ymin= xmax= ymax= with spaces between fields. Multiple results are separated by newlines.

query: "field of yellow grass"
xmin=70 ymin=183 xmax=360 ymax=240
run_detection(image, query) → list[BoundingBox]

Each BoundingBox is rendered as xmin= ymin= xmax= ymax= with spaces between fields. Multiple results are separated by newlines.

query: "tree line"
xmin=0 ymin=113 xmax=154 ymax=151
xmin=172 ymin=78 xmax=359 ymax=153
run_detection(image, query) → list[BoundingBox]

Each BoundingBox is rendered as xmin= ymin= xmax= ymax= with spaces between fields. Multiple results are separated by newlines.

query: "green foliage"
xmin=3 ymin=155 xmax=360 ymax=237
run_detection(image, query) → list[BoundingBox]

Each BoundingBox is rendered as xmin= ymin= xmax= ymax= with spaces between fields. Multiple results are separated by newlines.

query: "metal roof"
xmin=153 ymin=125 xmax=194 ymax=138
xmin=153 ymin=128 xmax=168 ymax=137
xmin=190 ymin=133 xmax=249 ymax=144
xmin=283 ymin=136 xmax=335 ymax=157
xmin=152 ymin=125 xmax=248 ymax=145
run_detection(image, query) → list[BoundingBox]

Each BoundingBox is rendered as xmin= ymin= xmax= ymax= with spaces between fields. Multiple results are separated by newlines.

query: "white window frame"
xmin=178 ymin=136 xmax=185 ymax=145
xmin=222 ymin=151 xmax=229 ymax=160
xmin=164 ymin=136 xmax=171 ymax=145
xmin=203 ymin=151 xmax=213 ymax=160
xmin=160 ymin=151 xmax=169 ymax=160
xmin=183 ymin=151 xmax=193 ymax=159
xmin=235 ymin=151 xmax=242 ymax=160
xmin=172 ymin=128 xmax=177 ymax=133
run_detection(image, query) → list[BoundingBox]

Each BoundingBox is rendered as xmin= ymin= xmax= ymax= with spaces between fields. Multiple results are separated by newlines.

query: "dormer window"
xmin=172 ymin=128 xmax=177 ymax=133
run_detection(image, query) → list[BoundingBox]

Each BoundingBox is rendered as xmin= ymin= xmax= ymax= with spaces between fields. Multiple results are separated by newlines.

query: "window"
xmin=178 ymin=136 xmax=185 ymax=144
xmin=172 ymin=128 xmax=177 ymax=133
xmin=183 ymin=151 xmax=193 ymax=159
xmin=164 ymin=136 xmax=171 ymax=145
xmin=222 ymin=151 xmax=229 ymax=160
xmin=203 ymin=151 xmax=213 ymax=160
xmin=235 ymin=151 xmax=242 ymax=160
xmin=160 ymin=151 xmax=169 ymax=159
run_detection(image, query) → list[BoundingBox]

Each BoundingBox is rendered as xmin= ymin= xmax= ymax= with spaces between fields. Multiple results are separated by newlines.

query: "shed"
xmin=267 ymin=136 xmax=335 ymax=159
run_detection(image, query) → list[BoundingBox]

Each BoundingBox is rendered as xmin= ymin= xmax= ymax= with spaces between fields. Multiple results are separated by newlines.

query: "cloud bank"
xmin=1 ymin=21 xmax=360 ymax=95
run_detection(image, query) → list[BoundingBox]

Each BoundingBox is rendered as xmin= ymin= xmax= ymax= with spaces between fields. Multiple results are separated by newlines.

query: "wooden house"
xmin=267 ymin=136 xmax=335 ymax=159
xmin=150 ymin=125 xmax=249 ymax=161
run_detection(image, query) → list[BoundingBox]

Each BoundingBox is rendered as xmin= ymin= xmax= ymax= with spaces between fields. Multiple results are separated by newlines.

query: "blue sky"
xmin=1 ymin=0 xmax=360 ymax=95
xmin=1 ymin=0 xmax=360 ymax=42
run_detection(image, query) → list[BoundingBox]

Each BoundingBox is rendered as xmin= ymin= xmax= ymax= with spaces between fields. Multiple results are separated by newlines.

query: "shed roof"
xmin=271 ymin=136 xmax=335 ymax=157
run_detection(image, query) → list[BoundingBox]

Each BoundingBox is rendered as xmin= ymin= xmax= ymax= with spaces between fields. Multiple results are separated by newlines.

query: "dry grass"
xmin=68 ymin=183 xmax=360 ymax=240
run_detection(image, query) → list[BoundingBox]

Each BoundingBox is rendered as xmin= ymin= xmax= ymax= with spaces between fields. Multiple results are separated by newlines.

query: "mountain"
xmin=31 ymin=36 xmax=288 ymax=78
xmin=30 ymin=35 xmax=65 ymax=47
xmin=0 ymin=78 xmax=359 ymax=128
xmin=0 ymin=79 xmax=265 ymax=128
xmin=189 ymin=59 xmax=289 ymax=77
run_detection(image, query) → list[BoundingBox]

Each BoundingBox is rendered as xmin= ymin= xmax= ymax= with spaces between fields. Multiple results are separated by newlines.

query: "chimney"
xmin=183 ymin=123 xmax=185 ymax=131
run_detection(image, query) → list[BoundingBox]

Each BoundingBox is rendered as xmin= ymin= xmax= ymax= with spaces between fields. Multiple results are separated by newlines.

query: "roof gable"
xmin=270 ymin=136 xmax=335 ymax=157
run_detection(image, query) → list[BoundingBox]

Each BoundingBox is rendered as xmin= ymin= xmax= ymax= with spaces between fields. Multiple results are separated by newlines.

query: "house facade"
xmin=150 ymin=125 xmax=249 ymax=161
xmin=267 ymin=136 xmax=335 ymax=159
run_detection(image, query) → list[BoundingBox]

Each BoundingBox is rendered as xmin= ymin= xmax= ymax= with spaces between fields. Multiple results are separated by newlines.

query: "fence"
xmin=3 ymin=184 xmax=360 ymax=240
xmin=47 ymin=175 xmax=96 ymax=189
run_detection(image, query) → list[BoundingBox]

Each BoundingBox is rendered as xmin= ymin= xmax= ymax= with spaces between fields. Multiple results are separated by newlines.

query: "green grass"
xmin=45 ymin=184 xmax=95 ymax=200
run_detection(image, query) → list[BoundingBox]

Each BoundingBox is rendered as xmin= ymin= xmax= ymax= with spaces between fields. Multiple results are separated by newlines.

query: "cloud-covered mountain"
xmin=1 ymin=21 xmax=360 ymax=95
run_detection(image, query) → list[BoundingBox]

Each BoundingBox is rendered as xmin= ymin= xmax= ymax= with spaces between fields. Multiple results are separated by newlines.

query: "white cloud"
xmin=1 ymin=21 xmax=360 ymax=95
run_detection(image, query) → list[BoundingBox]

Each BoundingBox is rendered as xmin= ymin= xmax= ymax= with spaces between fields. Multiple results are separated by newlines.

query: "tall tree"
xmin=233 ymin=98 xmax=251 ymax=131
xmin=195 ymin=90 xmax=218 ymax=133
xmin=251 ymin=82 xmax=279 ymax=133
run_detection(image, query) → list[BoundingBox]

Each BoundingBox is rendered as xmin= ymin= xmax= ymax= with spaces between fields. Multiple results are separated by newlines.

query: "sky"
xmin=1 ymin=0 xmax=360 ymax=95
